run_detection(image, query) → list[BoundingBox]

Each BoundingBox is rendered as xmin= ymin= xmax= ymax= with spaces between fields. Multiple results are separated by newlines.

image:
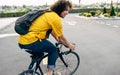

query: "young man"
xmin=18 ymin=0 xmax=75 ymax=75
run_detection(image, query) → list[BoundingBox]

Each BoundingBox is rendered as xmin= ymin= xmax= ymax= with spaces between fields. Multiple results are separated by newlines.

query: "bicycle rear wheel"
xmin=19 ymin=69 xmax=40 ymax=75
xmin=54 ymin=51 xmax=80 ymax=75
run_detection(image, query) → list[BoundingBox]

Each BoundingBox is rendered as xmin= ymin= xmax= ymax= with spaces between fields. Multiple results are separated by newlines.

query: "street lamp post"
xmin=116 ymin=0 xmax=119 ymax=15
xmin=79 ymin=0 xmax=81 ymax=13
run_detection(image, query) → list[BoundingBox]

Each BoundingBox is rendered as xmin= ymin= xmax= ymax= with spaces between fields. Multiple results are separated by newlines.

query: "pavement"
xmin=0 ymin=17 xmax=18 ymax=30
xmin=0 ymin=15 xmax=120 ymax=75
xmin=0 ymin=15 xmax=120 ymax=30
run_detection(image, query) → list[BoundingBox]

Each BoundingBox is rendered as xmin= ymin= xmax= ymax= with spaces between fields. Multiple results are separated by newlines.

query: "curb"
xmin=77 ymin=16 xmax=120 ymax=20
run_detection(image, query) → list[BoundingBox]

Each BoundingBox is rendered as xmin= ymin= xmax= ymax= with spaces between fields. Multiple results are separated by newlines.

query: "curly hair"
xmin=50 ymin=0 xmax=72 ymax=16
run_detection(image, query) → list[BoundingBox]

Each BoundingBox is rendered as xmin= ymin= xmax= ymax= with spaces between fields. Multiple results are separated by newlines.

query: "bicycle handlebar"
xmin=55 ymin=42 xmax=62 ymax=46
xmin=55 ymin=42 xmax=68 ymax=48
xmin=55 ymin=42 xmax=75 ymax=51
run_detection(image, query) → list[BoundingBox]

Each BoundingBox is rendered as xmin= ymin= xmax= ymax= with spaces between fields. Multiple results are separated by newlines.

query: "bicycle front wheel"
xmin=19 ymin=69 xmax=40 ymax=75
xmin=55 ymin=51 xmax=80 ymax=75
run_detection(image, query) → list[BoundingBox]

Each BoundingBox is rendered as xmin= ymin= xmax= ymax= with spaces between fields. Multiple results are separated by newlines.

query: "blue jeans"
xmin=19 ymin=40 xmax=58 ymax=70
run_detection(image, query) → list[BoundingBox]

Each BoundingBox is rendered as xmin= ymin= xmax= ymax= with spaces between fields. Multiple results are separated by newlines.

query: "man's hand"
xmin=68 ymin=43 xmax=75 ymax=50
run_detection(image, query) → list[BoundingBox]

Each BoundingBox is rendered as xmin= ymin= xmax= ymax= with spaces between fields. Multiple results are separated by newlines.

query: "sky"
xmin=0 ymin=0 xmax=119 ymax=6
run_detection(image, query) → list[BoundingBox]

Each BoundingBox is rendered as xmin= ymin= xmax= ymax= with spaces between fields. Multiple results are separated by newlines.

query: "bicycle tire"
xmin=19 ymin=69 xmax=40 ymax=75
xmin=54 ymin=51 xmax=80 ymax=75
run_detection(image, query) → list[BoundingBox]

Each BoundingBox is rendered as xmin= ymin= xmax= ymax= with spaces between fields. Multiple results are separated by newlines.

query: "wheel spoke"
xmin=55 ymin=51 xmax=80 ymax=75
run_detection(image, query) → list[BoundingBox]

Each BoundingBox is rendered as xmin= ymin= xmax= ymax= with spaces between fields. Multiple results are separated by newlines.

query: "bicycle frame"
xmin=19 ymin=42 xmax=80 ymax=75
xmin=28 ymin=53 xmax=48 ymax=75
xmin=28 ymin=43 xmax=70 ymax=75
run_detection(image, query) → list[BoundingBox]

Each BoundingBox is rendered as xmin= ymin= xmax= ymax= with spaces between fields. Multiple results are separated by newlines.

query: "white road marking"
xmin=76 ymin=15 xmax=120 ymax=29
xmin=100 ymin=22 xmax=105 ymax=25
xmin=113 ymin=25 xmax=119 ymax=28
xmin=106 ymin=24 xmax=111 ymax=26
xmin=95 ymin=21 xmax=101 ymax=23
xmin=66 ymin=21 xmax=77 ymax=26
xmin=94 ymin=21 xmax=120 ymax=28
xmin=0 ymin=33 xmax=18 ymax=38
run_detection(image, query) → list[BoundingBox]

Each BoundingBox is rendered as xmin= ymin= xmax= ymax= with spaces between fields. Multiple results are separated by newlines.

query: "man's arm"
xmin=51 ymin=30 xmax=59 ymax=42
xmin=58 ymin=34 xmax=75 ymax=50
xmin=51 ymin=31 xmax=75 ymax=50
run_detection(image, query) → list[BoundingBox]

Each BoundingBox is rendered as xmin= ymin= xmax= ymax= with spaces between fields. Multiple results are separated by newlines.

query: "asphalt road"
xmin=0 ymin=14 xmax=120 ymax=75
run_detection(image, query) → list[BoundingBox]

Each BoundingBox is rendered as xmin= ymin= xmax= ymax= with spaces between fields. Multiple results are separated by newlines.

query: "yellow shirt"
xmin=18 ymin=12 xmax=63 ymax=45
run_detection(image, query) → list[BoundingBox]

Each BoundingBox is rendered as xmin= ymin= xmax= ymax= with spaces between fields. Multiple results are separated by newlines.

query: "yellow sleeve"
xmin=51 ymin=19 xmax=63 ymax=37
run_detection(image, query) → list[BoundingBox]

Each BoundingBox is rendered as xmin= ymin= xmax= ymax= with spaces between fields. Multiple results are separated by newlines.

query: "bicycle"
xmin=19 ymin=43 xmax=80 ymax=75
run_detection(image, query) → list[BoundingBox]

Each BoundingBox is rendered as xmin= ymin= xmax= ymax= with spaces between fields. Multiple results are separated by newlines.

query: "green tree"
xmin=110 ymin=0 xmax=116 ymax=16
xmin=103 ymin=7 xmax=107 ymax=14
xmin=110 ymin=6 xmax=116 ymax=16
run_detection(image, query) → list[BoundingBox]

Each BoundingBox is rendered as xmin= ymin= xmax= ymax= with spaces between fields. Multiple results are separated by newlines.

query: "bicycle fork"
xmin=59 ymin=53 xmax=68 ymax=67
